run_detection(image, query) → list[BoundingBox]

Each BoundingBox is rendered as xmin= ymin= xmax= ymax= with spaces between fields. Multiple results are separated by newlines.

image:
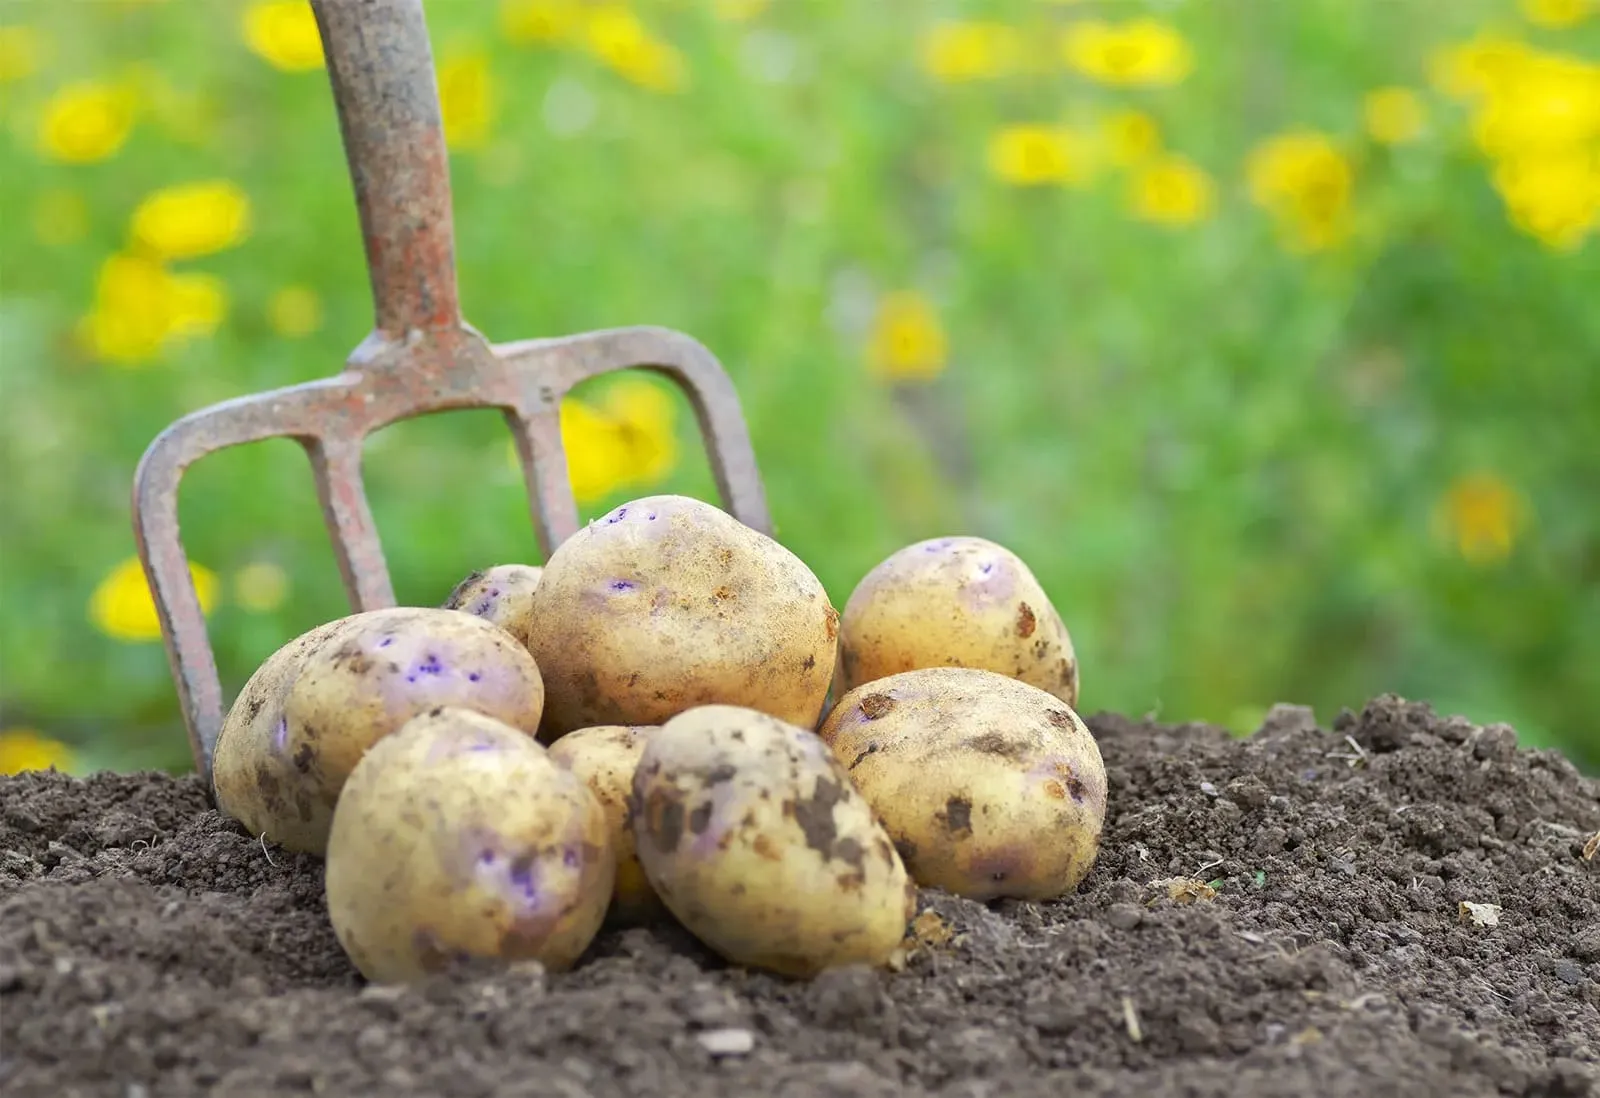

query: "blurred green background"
xmin=2 ymin=0 xmax=1598 ymax=777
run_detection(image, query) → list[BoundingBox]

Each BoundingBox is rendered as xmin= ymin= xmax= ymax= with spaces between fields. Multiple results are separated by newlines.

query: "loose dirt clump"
xmin=2 ymin=694 xmax=1597 ymax=1098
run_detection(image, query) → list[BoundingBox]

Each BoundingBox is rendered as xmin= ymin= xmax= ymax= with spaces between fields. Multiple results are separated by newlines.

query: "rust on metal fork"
xmin=129 ymin=0 xmax=770 ymax=788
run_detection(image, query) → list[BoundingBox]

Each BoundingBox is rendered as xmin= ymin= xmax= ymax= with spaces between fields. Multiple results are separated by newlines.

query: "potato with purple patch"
xmin=836 ymin=536 xmax=1079 ymax=708
xmin=213 ymin=606 xmax=546 ymax=856
xmin=522 ymin=494 xmax=839 ymax=739
xmin=442 ymin=563 xmax=543 ymax=650
xmin=325 ymin=707 xmax=615 ymax=984
xmin=631 ymin=705 xmax=915 ymax=978
xmin=818 ymin=667 xmax=1106 ymax=902
xmin=547 ymin=724 xmax=664 ymax=926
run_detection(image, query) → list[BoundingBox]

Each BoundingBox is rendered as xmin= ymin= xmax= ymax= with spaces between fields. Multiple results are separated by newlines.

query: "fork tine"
xmin=305 ymin=435 xmax=396 ymax=612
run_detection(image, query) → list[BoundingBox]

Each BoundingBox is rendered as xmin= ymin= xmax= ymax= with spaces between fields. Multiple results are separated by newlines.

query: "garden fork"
xmin=131 ymin=0 xmax=770 ymax=786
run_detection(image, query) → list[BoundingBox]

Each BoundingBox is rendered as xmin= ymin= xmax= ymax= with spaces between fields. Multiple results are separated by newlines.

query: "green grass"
xmin=1 ymin=0 xmax=1597 ymax=774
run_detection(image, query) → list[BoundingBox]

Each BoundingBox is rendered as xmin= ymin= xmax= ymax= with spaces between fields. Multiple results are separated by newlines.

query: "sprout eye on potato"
xmin=212 ymin=606 xmax=546 ymax=856
xmin=818 ymin=667 xmax=1107 ymax=903
xmin=546 ymin=724 xmax=663 ymax=926
xmin=324 ymin=707 xmax=615 ymax=984
xmin=442 ymin=563 xmax=543 ymax=651
xmin=631 ymin=704 xmax=915 ymax=978
xmin=836 ymin=536 xmax=1079 ymax=709
xmin=522 ymin=494 xmax=839 ymax=739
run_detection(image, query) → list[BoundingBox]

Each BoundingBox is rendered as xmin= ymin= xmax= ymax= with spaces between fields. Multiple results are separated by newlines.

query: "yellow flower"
xmin=1429 ymin=34 xmax=1536 ymax=102
xmin=1469 ymin=50 xmax=1600 ymax=158
xmin=500 ymin=0 xmax=583 ymax=44
xmin=919 ymin=20 xmax=1023 ymax=83
xmin=1127 ymin=154 xmax=1214 ymax=226
xmin=585 ymin=6 xmax=688 ymax=94
xmin=90 ymin=554 xmax=220 ymax=642
xmin=1521 ymin=0 xmax=1594 ymax=27
xmin=1492 ymin=151 xmax=1600 ymax=249
xmin=0 ymin=729 xmax=75 ymax=776
xmin=130 ymin=180 xmax=251 ymax=261
xmin=508 ymin=383 xmax=679 ymax=504
xmin=37 ymin=80 xmax=137 ymax=164
xmin=33 ymin=188 xmax=88 ymax=246
xmin=439 ymin=48 xmax=495 ymax=150
xmin=242 ymin=1 xmax=324 ymax=72
xmin=80 ymin=253 xmax=227 ymax=365
xmin=1062 ymin=18 xmax=1192 ymax=87
xmin=601 ymin=378 xmax=678 ymax=483
xmin=1098 ymin=108 xmax=1162 ymax=166
xmin=233 ymin=561 xmax=290 ymax=613
xmin=267 ymin=285 xmax=323 ymax=337
xmin=1433 ymin=473 xmax=1526 ymax=565
xmin=0 ymin=24 xmax=45 ymax=84
xmin=1246 ymin=131 xmax=1354 ymax=252
xmin=868 ymin=291 xmax=947 ymax=382
xmin=1364 ymin=86 xmax=1428 ymax=145
xmin=987 ymin=123 xmax=1095 ymax=186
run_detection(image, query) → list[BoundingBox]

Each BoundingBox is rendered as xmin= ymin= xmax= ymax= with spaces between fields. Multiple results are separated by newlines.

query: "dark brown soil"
xmin=3 ymin=695 xmax=1599 ymax=1098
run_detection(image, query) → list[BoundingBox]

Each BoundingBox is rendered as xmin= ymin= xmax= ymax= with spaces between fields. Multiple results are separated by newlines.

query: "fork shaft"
xmin=311 ymin=0 xmax=461 ymax=339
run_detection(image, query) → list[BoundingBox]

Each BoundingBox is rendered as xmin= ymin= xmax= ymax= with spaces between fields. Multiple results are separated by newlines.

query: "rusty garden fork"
xmin=131 ymin=0 xmax=771 ymax=787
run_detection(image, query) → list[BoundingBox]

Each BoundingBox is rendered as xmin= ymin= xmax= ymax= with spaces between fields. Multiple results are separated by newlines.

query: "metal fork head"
xmin=131 ymin=0 xmax=769 ymax=785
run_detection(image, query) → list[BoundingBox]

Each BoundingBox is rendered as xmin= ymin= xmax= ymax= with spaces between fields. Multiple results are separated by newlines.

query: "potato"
xmin=631 ymin=704 xmax=915 ymax=978
xmin=836 ymin=536 xmax=1079 ymax=708
xmin=546 ymin=724 xmax=664 ymax=926
xmin=523 ymin=494 xmax=838 ymax=739
xmin=213 ymin=606 xmax=546 ymax=856
xmin=442 ymin=563 xmax=543 ymax=650
xmin=817 ymin=667 xmax=1106 ymax=902
xmin=325 ymin=707 xmax=614 ymax=983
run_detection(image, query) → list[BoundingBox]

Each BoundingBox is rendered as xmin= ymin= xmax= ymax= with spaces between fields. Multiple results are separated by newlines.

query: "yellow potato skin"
xmin=836 ymin=536 xmax=1079 ymax=709
xmin=818 ymin=667 xmax=1107 ymax=903
xmin=631 ymin=704 xmax=916 ymax=979
xmin=442 ymin=563 xmax=544 ymax=651
xmin=546 ymin=724 xmax=665 ymax=926
xmin=216 ymin=606 xmax=546 ymax=856
xmin=324 ymin=708 xmax=615 ymax=984
xmin=523 ymin=495 xmax=839 ymax=739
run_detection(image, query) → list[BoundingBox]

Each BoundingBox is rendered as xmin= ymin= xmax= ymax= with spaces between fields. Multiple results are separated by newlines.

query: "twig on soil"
xmin=1121 ymin=996 xmax=1143 ymax=1043
xmin=1325 ymin=735 xmax=1370 ymax=768
xmin=1584 ymin=832 xmax=1600 ymax=861
xmin=258 ymin=832 xmax=277 ymax=868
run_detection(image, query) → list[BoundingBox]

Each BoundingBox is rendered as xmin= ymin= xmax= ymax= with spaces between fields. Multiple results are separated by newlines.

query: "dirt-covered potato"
xmin=213 ymin=606 xmax=546 ymax=856
xmin=836 ymin=536 xmax=1079 ymax=708
xmin=523 ymin=494 xmax=839 ymax=739
xmin=325 ymin=707 xmax=614 ymax=984
xmin=631 ymin=704 xmax=915 ymax=978
xmin=546 ymin=724 xmax=663 ymax=926
xmin=442 ymin=564 xmax=543 ymax=650
xmin=817 ymin=667 xmax=1106 ymax=902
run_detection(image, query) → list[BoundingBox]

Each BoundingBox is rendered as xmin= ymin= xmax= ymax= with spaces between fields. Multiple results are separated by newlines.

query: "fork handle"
xmin=311 ymin=0 xmax=461 ymax=337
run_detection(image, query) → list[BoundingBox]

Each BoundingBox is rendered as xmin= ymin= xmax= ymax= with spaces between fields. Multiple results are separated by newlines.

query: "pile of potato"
xmin=213 ymin=494 xmax=1108 ymax=984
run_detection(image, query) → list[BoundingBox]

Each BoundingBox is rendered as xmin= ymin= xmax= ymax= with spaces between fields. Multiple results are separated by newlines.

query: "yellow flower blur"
xmin=1062 ymin=19 xmax=1193 ymax=87
xmin=500 ymin=0 xmax=583 ymax=44
xmin=1127 ymin=154 xmax=1215 ymax=226
xmin=37 ymin=80 xmax=137 ymax=163
xmin=1492 ymin=152 xmax=1600 ymax=250
xmin=1364 ymin=87 xmax=1428 ymax=145
xmin=585 ymin=6 xmax=688 ymax=94
xmin=1099 ymin=108 xmax=1162 ymax=166
xmin=1246 ymin=131 xmax=1354 ymax=252
xmin=1434 ymin=473 xmax=1526 ymax=565
xmin=90 ymin=555 xmax=220 ymax=642
xmin=130 ymin=180 xmax=252 ymax=261
xmin=80 ymin=253 xmax=227 ymax=365
xmin=602 ymin=378 xmax=679 ymax=484
xmin=0 ymin=729 xmax=75 ymax=776
xmin=33 ymin=188 xmax=88 ymax=246
xmin=1521 ymin=0 xmax=1594 ymax=28
xmin=268 ymin=285 xmax=323 ymax=338
xmin=919 ymin=21 xmax=1023 ymax=83
xmin=0 ymin=24 xmax=45 ymax=84
xmin=233 ymin=561 xmax=291 ymax=613
xmin=243 ymin=1 xmax=325 ymax=72
xmin=439 ymin=48 xmax=495 ymax=150
xmin=987 ymin=124 xmax=1095 ymax=186
xmin=868 ymin=291 xmax=948 ymax=383
xmin=1429 ymin=34 xmax=1535 ymax=102
xmin=508 ymin=380 xmax=680 ymax=504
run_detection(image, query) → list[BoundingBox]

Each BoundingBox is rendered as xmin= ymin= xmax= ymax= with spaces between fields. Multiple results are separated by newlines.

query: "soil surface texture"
xmin=3 ymin=694 xmax=1599 ymax=1098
